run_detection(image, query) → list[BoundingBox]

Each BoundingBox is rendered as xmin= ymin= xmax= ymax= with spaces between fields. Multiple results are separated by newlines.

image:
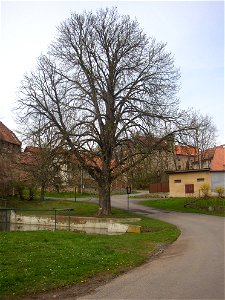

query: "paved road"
xmin=78 ymin=194 xmax=225 ymax=300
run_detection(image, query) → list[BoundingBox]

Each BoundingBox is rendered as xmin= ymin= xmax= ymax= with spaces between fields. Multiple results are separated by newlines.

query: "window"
xmin=174 ymin=179 xmax=181 ymax=183
xmin=185 ymin=184 xmax=194 ymax=194
xmin=197 ymin=178 xmax=204 ymax=182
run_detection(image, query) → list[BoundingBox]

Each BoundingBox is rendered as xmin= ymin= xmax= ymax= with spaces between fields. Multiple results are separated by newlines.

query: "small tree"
xmin=200 ymin=183 xmax=210 ymax=198
xmin=178 ymin=111 xmax=217 ymax=169
xmin=215 ymin=186 xmax=225 ymax=198
xmin=19 ymin=122 xmax=66 ymax=200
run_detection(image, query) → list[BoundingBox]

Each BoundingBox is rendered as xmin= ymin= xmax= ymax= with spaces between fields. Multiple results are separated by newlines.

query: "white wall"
xmin=211 ymin=172 xmax=225 ymax=191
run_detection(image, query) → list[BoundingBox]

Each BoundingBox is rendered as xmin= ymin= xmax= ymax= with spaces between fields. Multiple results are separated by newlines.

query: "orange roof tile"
xmin=68 ymin=151 xmax=118 ymax=170
xmin=84 ymin=156 xmax=116 ymax=170
xmin=20 ymin=146 xmax=40 ymax=165
xmin=0 ymin=121 xmax=21 ymax=146
xmin=175 ymin=145 xmax=198 ymax=156
xmin=24 ymin=146 xmax=40 ymax=153
xmin=210 ymin=145 xmax=225 ymax=171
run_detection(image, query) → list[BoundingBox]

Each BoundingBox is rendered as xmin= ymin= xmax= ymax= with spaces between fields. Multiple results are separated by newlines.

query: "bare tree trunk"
xmin=28 ymin=186 xmax=34 ymax=201
xmin=18 ymin=186 xmax=25 ymax=201
xmin=97 ymin=181 xmax=111 ymax=216
xmin=40 ymin=182 xmax=45 ymax=201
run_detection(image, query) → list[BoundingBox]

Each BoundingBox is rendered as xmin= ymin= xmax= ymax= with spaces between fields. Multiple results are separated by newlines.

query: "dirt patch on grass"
xmin=141 ymin=227 xmax=160 ymax=233
xmin=23 ymin=273 xmax=115 ymax=299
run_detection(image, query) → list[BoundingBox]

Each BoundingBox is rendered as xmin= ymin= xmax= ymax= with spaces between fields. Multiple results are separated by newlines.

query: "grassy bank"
xmin=0 ymin=200 xmax=180 ymax=298
xmin=2 ymin=198 xmax=99 ymax=217
xmin=1 ymin=198 xmax=137 ymax=218
xmin=41 ymin=191 xmax=96 ymax=198
xmin=139 ymin=197 xmax=225 ymax=217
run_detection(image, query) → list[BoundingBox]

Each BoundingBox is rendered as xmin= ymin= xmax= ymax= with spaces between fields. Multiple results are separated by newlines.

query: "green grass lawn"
xmin=0 ymin=199 xmax=180 ymax=298
xmin=1 ymin=198 xmax=138 ymax=218
xmin=24 ymin=189 xmax=97 ymax=198
xmin=2 ymin=198 xmax=99 ymax=217
xmin=33 ymin=190 xmax=96 ymax=199
xmin=139 ymin=197 xmax=225 ymax=217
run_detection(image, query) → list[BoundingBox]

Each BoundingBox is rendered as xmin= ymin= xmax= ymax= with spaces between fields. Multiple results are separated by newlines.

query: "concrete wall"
xmin=9 ymin=211 xmax=141 ymax=234
xmin=211 ymin=172 xmax=225 ymax=191
xmin=169 ymin=171 xmax=211 ymax=197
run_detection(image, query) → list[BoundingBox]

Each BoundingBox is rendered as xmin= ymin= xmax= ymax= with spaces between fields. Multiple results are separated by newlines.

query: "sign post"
xmin=74 ymin=186 xmax=77 ymax=202
xmin=126 ymin=186 xmax=132 ymax=212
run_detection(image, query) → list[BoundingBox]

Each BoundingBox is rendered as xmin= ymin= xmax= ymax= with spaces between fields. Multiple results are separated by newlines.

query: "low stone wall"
xmin=10 ymin=211 xmax=141 ymax=234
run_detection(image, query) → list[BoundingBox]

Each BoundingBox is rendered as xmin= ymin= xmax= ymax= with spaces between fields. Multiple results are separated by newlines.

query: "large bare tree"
xmin=17 ymin=8 xmax=193 ymax=215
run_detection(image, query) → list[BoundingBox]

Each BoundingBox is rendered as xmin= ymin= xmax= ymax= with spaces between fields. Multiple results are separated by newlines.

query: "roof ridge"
xmin=0 ymin=121 xmax=21 ymax=146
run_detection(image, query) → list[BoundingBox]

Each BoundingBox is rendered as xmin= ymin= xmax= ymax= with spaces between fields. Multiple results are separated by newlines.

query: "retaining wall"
xmin=9 ymin=211 xmax=141 ymax=234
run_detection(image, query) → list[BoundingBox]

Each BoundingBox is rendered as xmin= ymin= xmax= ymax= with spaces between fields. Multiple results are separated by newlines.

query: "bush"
xmin=200 ymin=183 xmax=210 ymax=198
xmin=215 ymin=186 xmax=225 ymax=198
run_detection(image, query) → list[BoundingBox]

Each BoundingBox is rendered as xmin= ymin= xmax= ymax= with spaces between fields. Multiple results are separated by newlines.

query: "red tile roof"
xmin=210 ymin=145 xmax=225 ymax=171
xmin=192 ymin=147 xmax=216 ymax=163
xmin=24 ymin=146 xmax=40 ymax=153
xmin=82 ymin=155 xmax=117 ymax=170
xmin=175 ymin=145 xmax=198 ymax=156
xmin=202 ymin=148 xmax=216 ymax=160
xmin=0 ymin=121 xmax=21 ymax=146
xmin=20 ymin=150 xmax=38 ymax=165
xmin=69 ymin=151 xmax=117 ymax=170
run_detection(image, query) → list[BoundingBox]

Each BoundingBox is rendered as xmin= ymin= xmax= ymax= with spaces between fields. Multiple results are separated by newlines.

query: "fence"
xmin=149 ymin=182 xmax=169 ymax=193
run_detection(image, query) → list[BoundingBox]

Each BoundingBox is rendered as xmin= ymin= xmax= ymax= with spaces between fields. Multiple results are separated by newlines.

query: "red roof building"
xmin=0 ymin=121 xmax=21 ymax=155
xmin=175 ymin=145 xmax=200 ymax=156
xmin=0 ymin=121 xmax=21 ymax=147
xmin=210 ymin=145 xmax=225 ymax=171
xmin=0 ymin=122 xmax=21 ymax=196
xmin=20 ymin=146 xmax=40 ymax=165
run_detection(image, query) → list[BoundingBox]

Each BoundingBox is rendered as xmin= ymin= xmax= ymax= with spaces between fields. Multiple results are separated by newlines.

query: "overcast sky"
xmin=0 ymin=0 xmax=224 ymax=144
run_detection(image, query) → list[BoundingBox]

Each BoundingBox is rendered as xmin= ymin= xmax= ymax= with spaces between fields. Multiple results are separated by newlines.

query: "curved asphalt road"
xmin=78 ymin=194 xmax=225 ymax=300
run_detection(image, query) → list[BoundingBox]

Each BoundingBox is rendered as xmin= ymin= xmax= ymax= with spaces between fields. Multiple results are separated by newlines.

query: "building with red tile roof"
xmin=210 ymin=145 xmax=225 ymax=171
xmin=167 ymin=144 xmax=225 ymax=197
xmin=0 ymin=121 xmax=21 ymax=148
xmin=174 ymin=145 xmax=198 ymax=170
xmin=210 ymin=145 xmax=225 ymax=192
xmin=175 ymin=145 xmax=198 ymax=156
xmin=20 ymin=146 xmax=39 ymax=166
xmin=0 ymin=122 xmax=21 ymax=196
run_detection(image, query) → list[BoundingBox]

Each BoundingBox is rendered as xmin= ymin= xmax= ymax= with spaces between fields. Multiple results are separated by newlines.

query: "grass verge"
xmin=35 ymin=191 xmax=95 ymax=199
xmin=0 ymin=200 xmax=180 ymax=298
xmin=139 ymin=197 xmax=225 ymax=217
xmin=1 ymin=198 xmax=139 ymax=218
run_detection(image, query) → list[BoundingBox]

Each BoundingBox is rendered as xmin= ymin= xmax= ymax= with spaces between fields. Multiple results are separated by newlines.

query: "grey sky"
xmin=0 ymin=0 xmax=224 ymax=143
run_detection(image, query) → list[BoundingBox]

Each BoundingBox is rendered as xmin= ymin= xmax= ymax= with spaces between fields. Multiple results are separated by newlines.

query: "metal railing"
xmin=0 ymin=208 xmax=74 ymax=231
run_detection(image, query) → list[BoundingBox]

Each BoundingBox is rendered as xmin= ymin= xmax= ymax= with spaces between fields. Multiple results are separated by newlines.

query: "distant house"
xmin=20 ymin=146 xmax=39 ymax=165
xmin=174 ymin=145 xmax=215 ymax=170
xmin=149 ymin=144 xmax=207 ymax=193
xmin=191 ymin=147 xmax=216 ymax=170
xmin=174 ymin=145 xmax=198 ymax=170
xmin=167 ymin=145 xmax=225 ymax=197
xmin=0 ymin=122 xmax=22 ymax=196
xmin=210 ymin=145 xmax=225 ymax=192
xmin=0 ymin=121 xmax=21 ymax=153
xmin=167 ymin=169 xmax=211 ymax=197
